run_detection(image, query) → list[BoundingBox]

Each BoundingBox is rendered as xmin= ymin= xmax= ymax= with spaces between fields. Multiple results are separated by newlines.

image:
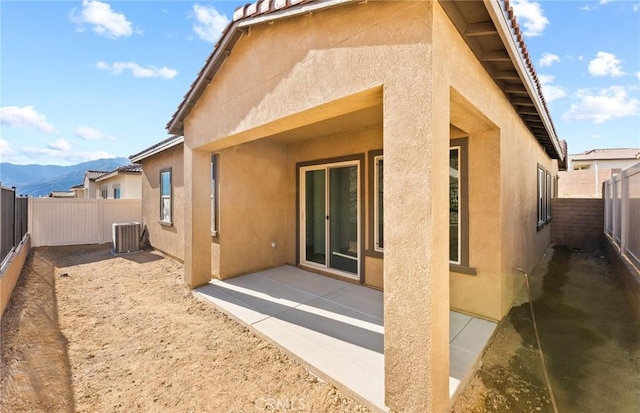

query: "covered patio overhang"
xmin=195 ymin=266 xmax=496 ymax=412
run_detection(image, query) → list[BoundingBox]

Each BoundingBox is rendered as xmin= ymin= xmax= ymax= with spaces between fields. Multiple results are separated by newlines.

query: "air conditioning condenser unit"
xmin=112 ymin=222 xmax=141 ymax=253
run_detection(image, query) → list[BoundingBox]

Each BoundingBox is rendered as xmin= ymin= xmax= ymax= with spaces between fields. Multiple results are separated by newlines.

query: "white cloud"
xmin=69 ymin=0 xmax=133 ymax=38
xmin=21 ymin=139 xmax=115 ymax=164
xmin=511 ymin=0 xmax=549 ymax=36
xmin=192 ymin=4 xmax=229 ymax=43
xmin=636 ymin=71 xmax=640 ymax=80
xmin=599 ymin=0 xmax=614 ymax=4
xmin=96 ymin=61 xmax=178 ymax=79
xmin=0 ymin=138 xmax=16 ymax=159
xmin=588 ymin=52 xmax=626 ymax=77
xmin=539 ymin=53 xmax=560 ymax=67
xmin=48 ymin=138 xmax=72 ymax=152
xmin=633 ymin=4 xmax=640 ymax=12
xmin=538 ymin=74 xmax=567 ymax=102
xmin=0 ymin=106 xmax=55 ymax=132
xmin=563 ymin=86 xmax=639 ymax=123
xmin=74 ymin=125 xmax=116 ymax=141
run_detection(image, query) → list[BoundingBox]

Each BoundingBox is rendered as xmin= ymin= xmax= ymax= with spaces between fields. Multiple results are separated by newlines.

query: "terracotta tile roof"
xmin=232 ymin=0 xmax=314 ymax=21
xmin=502 ymin=0 xmax=557 ymax=139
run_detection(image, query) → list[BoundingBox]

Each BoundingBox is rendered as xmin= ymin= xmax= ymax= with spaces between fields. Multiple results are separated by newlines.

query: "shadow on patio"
xmin=195 ymin=265 xmax=496 ymax=412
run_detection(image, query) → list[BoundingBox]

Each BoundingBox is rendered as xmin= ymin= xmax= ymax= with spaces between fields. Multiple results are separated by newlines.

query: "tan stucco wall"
xmin=213 ymin=125 xmax=383 ymax=286
xmin=183 ymin=2 xmax=449 ymax=410
xmin=177 ymin=1 xmax=560 ymax=410
xmin=431 ymin=3 xmax=556 ymax=320
xmin=140 ymin=145 xmax=185 ymax=261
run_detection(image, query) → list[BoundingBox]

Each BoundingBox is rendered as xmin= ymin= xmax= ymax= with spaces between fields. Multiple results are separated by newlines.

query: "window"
xmin=449 ymin=139 xmax=473 ymax=274
xmin=211 ymin=155 xmax=218 ymax=236
xmin=160 ymin=168 xmax=172 ymax=224
xmin=113 ymin=186 xmax=121 ymax=199
xmin=537 ymin=165 xmax=546 ymax=228
xmin=374 ymin=155 xmax=383 ymax=252
xmin=100 ymin=187 xmax=108 ymax=199
xmin=545 ymin=171 xmax=552 ymax=222
xmin=450 ymin=147 xmax=461 ymax=264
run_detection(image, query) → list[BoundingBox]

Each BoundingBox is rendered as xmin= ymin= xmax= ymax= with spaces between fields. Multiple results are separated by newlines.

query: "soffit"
xmin=439 ymin=0 xmax=562 ymax=160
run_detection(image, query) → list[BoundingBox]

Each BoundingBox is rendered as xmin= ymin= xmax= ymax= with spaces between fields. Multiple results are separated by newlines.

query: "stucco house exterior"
xmin=79 ymin=170 xmax=109 ymax=199
xmin=93 ymin=164 xmax=143 ymax=199
xmin=72 ymin=166 xmax=142 ymax=199
xmin=130 ymin=136 xmax=185 ymax=261
xmin=131 ymin=1 xmax=564 ymax=411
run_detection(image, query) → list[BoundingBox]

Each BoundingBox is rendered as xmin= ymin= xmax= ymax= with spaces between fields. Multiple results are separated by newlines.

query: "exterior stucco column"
xmin=383 ymin=75 xmax=450 ymax=411
xmin=183 ymin=144 xmax=212 ymax=288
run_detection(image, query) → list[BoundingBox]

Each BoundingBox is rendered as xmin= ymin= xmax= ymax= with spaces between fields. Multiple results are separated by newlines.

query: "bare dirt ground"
xmin=451 ymin=244 xmax=640 ymax=413
xmin=1 ymin=245 xmax=368 ymax=413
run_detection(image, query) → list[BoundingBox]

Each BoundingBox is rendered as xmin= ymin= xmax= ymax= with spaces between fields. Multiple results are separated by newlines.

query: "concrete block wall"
xmin=558 ymin=169 xmax=614 ymax=198
xmin=551 ymin=198 xmax=604 ymax=247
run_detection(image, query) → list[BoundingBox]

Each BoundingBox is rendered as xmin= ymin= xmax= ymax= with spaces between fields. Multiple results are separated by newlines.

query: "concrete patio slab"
xmin=195 ymin=265 xmax=496 ymax=412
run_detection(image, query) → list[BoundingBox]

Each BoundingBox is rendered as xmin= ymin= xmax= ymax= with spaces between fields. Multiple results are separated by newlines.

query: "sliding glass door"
xmin=301 ymin=161 xmax=360 ymax=278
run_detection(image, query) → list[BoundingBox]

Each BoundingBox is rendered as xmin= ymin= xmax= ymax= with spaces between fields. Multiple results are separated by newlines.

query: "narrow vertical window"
xmin=545 ymin=171 xmax=552 ymax=222
xmin=537 ymin=165 xmax=545 ymax=228
xmin=113 ymin=187 xmax=121 ymax=199
xmin=160 ymin=168 xmax=172 ymax=224
xmin=100 ymin=187 xmax=108 ymax=199
xmin=450 ymin=147 xmax=461 ymax=264
xmin=374 ymin=155 xmax=383 ymax=251
xmin=211 ymin=155 xmax=218 ymax=236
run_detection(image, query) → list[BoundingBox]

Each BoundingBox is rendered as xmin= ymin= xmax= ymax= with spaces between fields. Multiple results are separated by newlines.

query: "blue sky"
xmin=1 ymin=0 xmax=638 ymax=166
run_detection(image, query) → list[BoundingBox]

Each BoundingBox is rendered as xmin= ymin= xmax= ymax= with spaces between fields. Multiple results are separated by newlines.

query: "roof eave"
xmin=484 ymin=0 xmax=564 ymax=161
xmin=166 ymin=0 xmax=359 ymax=136
xmin=130 ymin=136 xmax=185 ymax=163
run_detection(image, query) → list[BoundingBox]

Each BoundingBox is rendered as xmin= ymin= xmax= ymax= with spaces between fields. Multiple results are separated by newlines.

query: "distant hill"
xmin=0 ymin=158 xmax=130 ymax=197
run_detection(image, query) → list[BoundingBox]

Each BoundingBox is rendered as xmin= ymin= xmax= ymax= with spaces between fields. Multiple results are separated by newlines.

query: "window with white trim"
xmin=113 ymin=186 xmax=121 ymax=199
xmin=100 ymin=187 xmax=108 ymax=199
xmin=160 ymin=168 xmax=172 ymax=224
xmin=374 ymin=155 xmax=383 ymax=251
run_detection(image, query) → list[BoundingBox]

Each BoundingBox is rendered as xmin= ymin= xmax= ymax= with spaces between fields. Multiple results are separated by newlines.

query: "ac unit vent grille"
xmin=112 ymin=223 xmax=141 ymax=253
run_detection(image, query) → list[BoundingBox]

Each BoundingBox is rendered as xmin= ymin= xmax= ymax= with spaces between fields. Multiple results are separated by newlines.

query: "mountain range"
xmin=0 ymin=158 xmax=130 ymax=197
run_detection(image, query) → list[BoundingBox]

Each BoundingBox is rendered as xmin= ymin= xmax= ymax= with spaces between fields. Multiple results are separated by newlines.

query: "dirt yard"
xmin=1 ymin=245 xmax=368 ymax=412
xmin=451 ymin=244 xmax=640 ymax=413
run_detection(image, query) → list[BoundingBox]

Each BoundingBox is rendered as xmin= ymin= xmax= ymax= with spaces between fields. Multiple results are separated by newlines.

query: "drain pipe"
xmin=513 ymin=266 xmax=559 ymax=413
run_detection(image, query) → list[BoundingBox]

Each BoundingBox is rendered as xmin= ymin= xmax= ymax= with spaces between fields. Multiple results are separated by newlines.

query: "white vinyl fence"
xmin=604 ymin=162 xmax=640 ymax=270
xmin=28 ymin=198 xmax=142 ymax=247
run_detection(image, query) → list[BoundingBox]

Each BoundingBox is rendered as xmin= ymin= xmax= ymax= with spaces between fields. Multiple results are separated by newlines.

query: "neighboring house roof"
xmin=95 ymin=164 xmax=142 ymax=182
xmin=71 ymin=183 xmax=85 ymax=189
xmin=85 ymin=170 xmax=109 ymax=181
xmin=165 ymin=0 xmax=563 ymax=161
xmin=129 ymin=135 xmax=184 ymax=163
xmin=570 ymin=148 xmax=640 ymax=162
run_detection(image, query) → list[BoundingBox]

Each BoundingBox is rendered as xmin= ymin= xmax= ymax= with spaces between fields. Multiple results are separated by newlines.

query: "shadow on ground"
xmin=452 ymin=242 xmax=640 ymax=413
